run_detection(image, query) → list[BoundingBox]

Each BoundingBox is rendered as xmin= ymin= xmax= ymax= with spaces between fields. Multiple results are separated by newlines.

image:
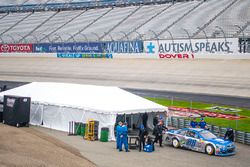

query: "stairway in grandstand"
xmin=0 ymin=13 xmax=8 ymax=20
xmin=192 ymin=0 xmax=239 ymax=38
xmin=66 ymin=8 xmax=113 ymax=42
xmin=156 ymin=0 xmax=204 ymax=38
xmin=18 ymin=11 xmax=59 ymax=43
xmin=38 ymin=9 xmax=87 ymax=43
xmin=99 ymin=5 xmax=142 ymax=41
xmin=119 ymin=3 xmax=173 ymax=40
xmin=0 ymin=12 xmax=34 ymax=36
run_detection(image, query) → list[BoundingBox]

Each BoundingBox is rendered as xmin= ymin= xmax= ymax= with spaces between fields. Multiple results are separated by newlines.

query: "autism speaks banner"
xmin=144 ymin=38 xmax=239 ymax=59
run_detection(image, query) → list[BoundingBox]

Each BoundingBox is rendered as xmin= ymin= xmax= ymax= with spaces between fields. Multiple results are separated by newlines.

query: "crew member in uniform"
xmin=138 ymin=124 xmax=148 ymax=152
xmin=119 ymin=122 xmax=129 ymax=152
xmin=190 ymin=118 xmax=198 ymax=128
xmin=116 ymin=121 xmax=123 ymax=149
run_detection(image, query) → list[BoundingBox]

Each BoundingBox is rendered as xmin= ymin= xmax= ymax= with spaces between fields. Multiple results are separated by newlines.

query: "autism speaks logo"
xmin=146 ymin=42 xmax=155 ymax=54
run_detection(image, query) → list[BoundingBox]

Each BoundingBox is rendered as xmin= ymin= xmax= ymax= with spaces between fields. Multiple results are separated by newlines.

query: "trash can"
xmin=100 ymin=127 xmax=109 ymax=142
xmin=80 ymin=123 xmax=86 ymax=137
xmin=75 ymin=122 xmax=82 ymax=135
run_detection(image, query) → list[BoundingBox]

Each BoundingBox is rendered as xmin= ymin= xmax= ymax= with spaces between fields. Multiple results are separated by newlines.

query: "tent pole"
xmin=131 ymin=114 xmax=133 ymax=129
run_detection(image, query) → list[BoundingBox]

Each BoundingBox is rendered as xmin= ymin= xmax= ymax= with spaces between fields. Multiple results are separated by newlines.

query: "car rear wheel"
xmin=172 ymin=138 xmax=180 ymax=148
xmin=205 ymin=144 xmax=215 ymax=155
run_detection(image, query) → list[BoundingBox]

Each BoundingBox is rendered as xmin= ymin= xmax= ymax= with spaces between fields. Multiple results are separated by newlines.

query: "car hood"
xmin=204 ymin=138 xmax=233 ymax=146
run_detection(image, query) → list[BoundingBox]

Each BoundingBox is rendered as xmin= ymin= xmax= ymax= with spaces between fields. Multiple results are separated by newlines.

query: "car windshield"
xmin=199 ymin=130 xmax=217 ymax=139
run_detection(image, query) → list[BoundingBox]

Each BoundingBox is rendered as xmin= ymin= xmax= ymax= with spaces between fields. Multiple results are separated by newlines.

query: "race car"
xmin=164 ymin=128 xmax=236 ymax=156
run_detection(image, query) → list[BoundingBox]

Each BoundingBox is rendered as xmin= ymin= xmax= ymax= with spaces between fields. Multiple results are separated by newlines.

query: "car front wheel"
xmin=172 ymin=138 xmax=180 ymax=148
xmin=205 ymin=144 xmax=215 ymax=155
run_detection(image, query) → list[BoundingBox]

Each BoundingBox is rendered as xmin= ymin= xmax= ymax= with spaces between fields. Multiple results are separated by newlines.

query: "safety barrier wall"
xmin=169 ymin=117 xmax=250 ymax=145
xmin=1 ymin=39 xmax=250 ymax=59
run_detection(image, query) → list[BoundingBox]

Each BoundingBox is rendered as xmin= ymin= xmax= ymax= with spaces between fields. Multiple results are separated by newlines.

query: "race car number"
xmin=186 ymin=139 xmax=196 ymax=147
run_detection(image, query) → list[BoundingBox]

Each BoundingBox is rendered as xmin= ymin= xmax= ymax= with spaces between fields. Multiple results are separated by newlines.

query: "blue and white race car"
xmin=164 ymin=128 xmax=236 ymax=156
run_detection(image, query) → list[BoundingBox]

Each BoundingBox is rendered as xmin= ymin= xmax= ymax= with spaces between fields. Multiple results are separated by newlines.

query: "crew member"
xmin=224 ymin=128 xmax=234 ymax=142
xmin=154 ymin=121 xmax=167 ymax=147
xmin=116 ymin=121 xmax=123 ymax=149
xmin=119 ymin=122 xmax=129 ymax=152
xmin=153 ymin=114 xmax=159 ymax=127
xmin=190 ymin=118 xmax=198 ymax=128
xmin=138 ymin=124 xmax=148 ymax=152
xmin=198 ymin=118 xmax=208 ymax=130
xmin=142 ymin=112 xmax=148 ymax=129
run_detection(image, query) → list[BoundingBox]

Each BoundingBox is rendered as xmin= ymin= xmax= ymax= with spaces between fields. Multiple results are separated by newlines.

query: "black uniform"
xmin=153 ymin=124 xmax=167 ymax=147
xmin=224 ymin=128 xmax=234 ymax=142
xmin=142 ymin=113 xmax=148 ymax=129
xmin=139 ymin=128 xmax=148 ymax=152
xmin=153 ymin=116 xmax=158 ymax=127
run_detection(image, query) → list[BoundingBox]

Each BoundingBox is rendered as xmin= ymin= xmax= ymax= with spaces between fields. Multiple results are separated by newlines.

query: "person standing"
xmin=138 ymin=124 xmax=148 ymax=152
xmin=119 ymin=122 xmax=129 ymax=152
xmin=190 ymin=118 xmax=198 ymax=128
xmin=154 ymin=121 xmax=167 ymax=147
xmin=116 ymin=121 xmax=123 ymax=149
xmin=142 ymin=112 xmax=148 ymax=129
xmin=198 ymin=118 xmax=208 ymax=129
xmin=153 ymin=114 xmax=159 ymax=127
xmin=224 ymin=128 xmax=234 ymax=142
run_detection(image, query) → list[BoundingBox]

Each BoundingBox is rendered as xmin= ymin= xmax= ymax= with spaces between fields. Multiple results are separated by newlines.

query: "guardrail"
xmin=169 ymin=117 xmax=250 ymax=145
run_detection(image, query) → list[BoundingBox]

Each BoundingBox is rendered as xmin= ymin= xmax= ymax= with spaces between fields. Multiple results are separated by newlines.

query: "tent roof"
xmin=0 ymin=82 xmax=167 ymax=114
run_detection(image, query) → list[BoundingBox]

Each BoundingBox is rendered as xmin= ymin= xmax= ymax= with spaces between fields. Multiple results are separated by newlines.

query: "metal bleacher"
xmin=0 ymin=0 xmax=250 ymax=44
xmin=167 ymin=0 xmax=235 ymax=39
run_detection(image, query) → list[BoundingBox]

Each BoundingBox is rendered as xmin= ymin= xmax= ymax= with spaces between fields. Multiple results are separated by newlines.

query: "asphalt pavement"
xmin=35 ymin=126 xmax=250 ymax=167
xmin=1 ymin=80 xmax=250 ymax=109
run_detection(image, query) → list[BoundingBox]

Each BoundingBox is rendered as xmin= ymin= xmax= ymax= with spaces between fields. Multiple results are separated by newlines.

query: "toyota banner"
xmin=0 ymin=44 xmax=33 ymax=53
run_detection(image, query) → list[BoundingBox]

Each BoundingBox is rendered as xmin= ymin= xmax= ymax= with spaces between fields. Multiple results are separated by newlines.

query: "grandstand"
xmin=0 ymin=0 xmax=249 ymax=52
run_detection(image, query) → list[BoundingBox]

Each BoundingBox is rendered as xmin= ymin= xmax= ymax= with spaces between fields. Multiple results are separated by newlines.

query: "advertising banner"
xmin=103 ymin=41 xmax=143 ymax=53
xmin=57 ymin=53 xmax=113 ymax=58
xmin=33 ymin=42 xmax=102 ymax=53
xmin=0 ymin=44 xmax=33 ymax=53
xmin=144 ymin=38 xmax=239 ymax=59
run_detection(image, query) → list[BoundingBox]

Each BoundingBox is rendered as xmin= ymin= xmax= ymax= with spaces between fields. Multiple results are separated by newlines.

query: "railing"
xmin=168 ymin=117 xmax=250 ymax=145
xmin=0 ymin=0 xmax=175 ymax=13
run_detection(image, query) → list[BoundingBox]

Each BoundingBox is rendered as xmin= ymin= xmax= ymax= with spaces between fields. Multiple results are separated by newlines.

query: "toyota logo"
xmin=1 ymin=44 xmax=10 ymax=52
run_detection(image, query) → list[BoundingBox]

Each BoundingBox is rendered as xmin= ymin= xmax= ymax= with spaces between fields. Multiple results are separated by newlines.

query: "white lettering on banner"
xmin=105 ymin=41 xmax=141 ymax=53
xmin=0 ymin=44 xmax=31 ymax=52
xmin=144 ymin=38 xmax=239 ymax=59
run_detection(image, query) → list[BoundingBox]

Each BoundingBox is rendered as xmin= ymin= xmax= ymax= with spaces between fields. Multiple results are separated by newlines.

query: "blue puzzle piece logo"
xmin=147 ymin=42 xmax=155 ymax=53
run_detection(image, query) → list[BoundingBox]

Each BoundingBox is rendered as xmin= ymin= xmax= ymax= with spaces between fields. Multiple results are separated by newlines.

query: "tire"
xmin=205 ymin=144 xmax=215 ymax=155
xmin=172 ymin=138 xmax=180 ymax=148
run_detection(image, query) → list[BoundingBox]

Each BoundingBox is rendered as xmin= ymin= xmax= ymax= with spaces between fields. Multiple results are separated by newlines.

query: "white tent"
xmin=0 ymin=82 xmax=167 ymax=140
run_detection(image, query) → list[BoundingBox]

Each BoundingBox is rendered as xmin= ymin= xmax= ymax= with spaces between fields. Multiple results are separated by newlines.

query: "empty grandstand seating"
xmin=0 ymin=0 xmax=250 ymax=43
